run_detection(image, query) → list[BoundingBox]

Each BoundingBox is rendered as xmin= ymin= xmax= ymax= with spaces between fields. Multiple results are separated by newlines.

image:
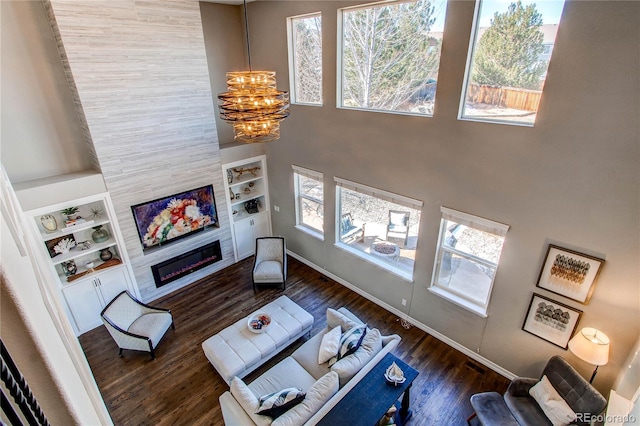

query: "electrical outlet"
xmin=274 ymin=205 xmax=280 ymax=212
xmin=402 ymin=298 xmax=407 ymax=306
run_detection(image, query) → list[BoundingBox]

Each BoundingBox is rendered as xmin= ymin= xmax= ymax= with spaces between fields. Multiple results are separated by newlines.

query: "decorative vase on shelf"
xmin=99 ymin=248 xmax=113 ymax=261
xmin=40 ymin=215 xmax=58 ymax=233
xmin=61 ymin=260 xmax=77 ymax=276
xmin=91 ymin=225 xmax=109 ymax=243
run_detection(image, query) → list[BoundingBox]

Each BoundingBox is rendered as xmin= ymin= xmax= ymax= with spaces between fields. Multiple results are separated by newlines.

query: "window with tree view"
xmin=288 ymin=13 xmax=322 ymax=105
xmin=460 ymin=0 xmax=566 ymax=125
xmin=339 ymin=0 xmax=447 ymax=116
xmin=293 ymin=166 xmax=324 ymax=238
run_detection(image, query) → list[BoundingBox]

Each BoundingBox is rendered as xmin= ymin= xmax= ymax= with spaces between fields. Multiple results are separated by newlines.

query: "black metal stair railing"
xmin=1 ymin=339 xmax=50 ymax=426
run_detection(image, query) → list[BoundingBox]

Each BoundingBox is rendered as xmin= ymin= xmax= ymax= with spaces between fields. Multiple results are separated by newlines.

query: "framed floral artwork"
xmin=535 ymin=244 xmax=604 ymax=305
xmin=522 ymin=293 xmax=582 ymax=349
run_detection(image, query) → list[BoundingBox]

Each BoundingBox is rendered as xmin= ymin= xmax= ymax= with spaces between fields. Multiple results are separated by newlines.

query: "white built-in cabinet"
xmin=22 ymin=189 xmax=139 ymax=335
xmin=234 ymin=212 xmax=271 ymax=259
xmin=62 ymin=267 xmax=129 ymax=332
xmin=221 ymin=155 xmax=272 ymax=261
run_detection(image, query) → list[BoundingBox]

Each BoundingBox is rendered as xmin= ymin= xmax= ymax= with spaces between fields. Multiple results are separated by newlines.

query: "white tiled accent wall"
xmin=44 ymin=0 xmax=235 ymax=301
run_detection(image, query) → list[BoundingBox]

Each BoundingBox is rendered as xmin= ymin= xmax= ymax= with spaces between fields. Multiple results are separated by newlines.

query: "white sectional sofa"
xmin=219 ymin=307 xmax=401 ymax=426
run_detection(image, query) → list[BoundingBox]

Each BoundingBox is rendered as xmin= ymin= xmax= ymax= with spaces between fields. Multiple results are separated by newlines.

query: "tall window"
xmin=339 ymin=0 xmax=448 ymax=116
xmin=459 ymin=0 xmax=566 ymax=125
xmin=293 ymin=165 xmax=324 ymax=238
xmin=335 ymin=178 xmax=422 ymax=281
xmin=430 ymin=207 xmax=509 ymax=317
xmin=288 ymin=13 xmax=322 ymax=105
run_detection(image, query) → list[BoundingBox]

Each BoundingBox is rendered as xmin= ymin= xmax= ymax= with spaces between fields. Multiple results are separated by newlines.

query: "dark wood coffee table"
xmin=317 ymin=352 xmax=419 ymax=426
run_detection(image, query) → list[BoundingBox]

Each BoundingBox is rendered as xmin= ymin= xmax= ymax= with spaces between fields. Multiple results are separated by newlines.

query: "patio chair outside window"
xmin=340 ymin=213 xmax=364 ymax=243
xmin=387 ymin=210 xmax=410 ymax=247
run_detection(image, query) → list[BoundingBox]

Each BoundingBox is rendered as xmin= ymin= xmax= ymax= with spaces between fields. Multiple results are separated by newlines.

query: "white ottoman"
xmin=202 ymin=295 xmax=314 ymax=385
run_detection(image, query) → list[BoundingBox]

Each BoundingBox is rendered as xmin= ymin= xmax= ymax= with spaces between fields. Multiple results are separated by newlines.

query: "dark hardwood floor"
xmin=79 ymin=256 xmax=510 ymax=425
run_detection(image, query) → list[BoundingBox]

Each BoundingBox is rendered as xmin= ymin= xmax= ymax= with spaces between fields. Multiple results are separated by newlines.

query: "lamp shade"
xmin=568 ymin=327 xmax=610 ymax=366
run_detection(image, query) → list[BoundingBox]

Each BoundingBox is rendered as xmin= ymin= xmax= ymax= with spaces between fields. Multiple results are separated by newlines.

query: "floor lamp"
xmin=568 ymin=327 xmax=610 ymax=383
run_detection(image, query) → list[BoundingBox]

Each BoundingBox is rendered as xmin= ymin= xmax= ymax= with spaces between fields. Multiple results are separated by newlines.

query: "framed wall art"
xmin=522 ymin=293 xmax=582 ymax=349
xmin=536 ymin=244 xmax=604 ymax=304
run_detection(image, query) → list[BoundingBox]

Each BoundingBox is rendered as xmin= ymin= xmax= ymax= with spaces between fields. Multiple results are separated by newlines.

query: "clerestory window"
xmin=459 ymin=0 xmax=566 ymax=125
xmin=338 ymin=0 xmax=448 ymax=116
xmin=287 ymin=13 xmax=323 ymax=106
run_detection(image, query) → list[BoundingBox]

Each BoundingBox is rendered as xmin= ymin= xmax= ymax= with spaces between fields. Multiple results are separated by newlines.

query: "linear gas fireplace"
xmin=151 ymin=240 xmax=222 ymax=288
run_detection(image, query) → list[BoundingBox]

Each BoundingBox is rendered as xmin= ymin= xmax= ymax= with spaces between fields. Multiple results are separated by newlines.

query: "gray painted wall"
xmin=200 ymin=2 xmax=245 ymax=146
xmin=0 ymin=1 xmax=93 ymax=182
xmin=247 ymin=0 xmax=639 ymax=394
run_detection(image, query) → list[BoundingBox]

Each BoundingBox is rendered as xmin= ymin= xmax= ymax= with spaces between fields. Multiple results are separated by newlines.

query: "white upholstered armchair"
xmin=100 ymin=291 xmax=174 ymax=360
xmin=252 ymin=237 xmax=287 ymax=291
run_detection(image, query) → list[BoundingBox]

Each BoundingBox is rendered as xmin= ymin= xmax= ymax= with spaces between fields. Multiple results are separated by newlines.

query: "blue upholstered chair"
xmin=340 ymin=213 xmax=364 ymax=244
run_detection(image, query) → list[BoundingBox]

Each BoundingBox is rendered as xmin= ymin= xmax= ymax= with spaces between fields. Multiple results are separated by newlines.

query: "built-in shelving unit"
xmin=17 ymin=174 xmax=140 ymax=336
xmin=221 ymin=155 xmax=272 ymax=260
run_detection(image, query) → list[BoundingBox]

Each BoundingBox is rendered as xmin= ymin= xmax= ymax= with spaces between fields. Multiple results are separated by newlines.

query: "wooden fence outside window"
xmin=467 ymin=84 xmax=542 ymax=112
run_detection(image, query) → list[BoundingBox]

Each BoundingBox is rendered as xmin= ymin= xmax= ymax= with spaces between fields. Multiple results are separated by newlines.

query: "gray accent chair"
xmin=252 ymin=237 xmax=287 ymax=291
xmin=100 ymin=291 xmax=174 ymax=360
xmin=469 ymin=355 xmax=607 ymax=426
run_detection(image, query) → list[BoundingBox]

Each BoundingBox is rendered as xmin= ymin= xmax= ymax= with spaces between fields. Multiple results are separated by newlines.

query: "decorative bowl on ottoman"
xmin=248 ymin=312 xmax=271 ymax=333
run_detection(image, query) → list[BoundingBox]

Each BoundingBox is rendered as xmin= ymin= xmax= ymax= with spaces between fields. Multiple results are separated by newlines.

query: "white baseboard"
xmin=287 ymin=250 xmax=516 ymax=380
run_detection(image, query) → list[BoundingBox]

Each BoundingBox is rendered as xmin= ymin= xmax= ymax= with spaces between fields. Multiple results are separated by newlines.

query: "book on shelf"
xmin=63 ymin=217 xmax=94 ymax=230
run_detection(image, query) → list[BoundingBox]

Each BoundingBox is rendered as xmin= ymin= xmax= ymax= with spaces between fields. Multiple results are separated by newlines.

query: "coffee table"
xmin=201 ymin=296 xmax=313 ymax=385
xmin=317 ymin=353 xmax=418 ymax=426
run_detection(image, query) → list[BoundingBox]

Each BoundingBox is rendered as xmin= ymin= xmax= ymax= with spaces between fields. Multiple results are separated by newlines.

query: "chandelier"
xmin=217 ymin=1 xmax=289 ymax=143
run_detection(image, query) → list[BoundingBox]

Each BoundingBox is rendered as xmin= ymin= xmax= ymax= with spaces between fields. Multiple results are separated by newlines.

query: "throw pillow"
xmin=271 ymin=371 xmax=339 ymax=426
xmin=318 ymin=325 xmax=342 ymax=364
xmin=390 ymin=211 xmax=407 ymax=226
xmin=331 ymin=328 xmax=383 ymax=386
xmin=328 ymin=325 xmax=367 ymax=367
xmin=529 ymin=375 xmax=577 ymax=426
xmin=326 ymin=308 xmax=360 ymax=331
xmin=256 ymin=387 xmax=306 ymax=418
xmin=229 ymin=377 xmax=271 ymax=426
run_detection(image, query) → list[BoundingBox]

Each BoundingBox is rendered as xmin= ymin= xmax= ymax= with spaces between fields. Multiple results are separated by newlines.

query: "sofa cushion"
xmin=271 ymin=371 xmax=339 ymax=426
xmin=230 ymin=377 xmax=271 ymax=426
xmin=329 ymin=325 xmax=366 ymax=366
xmin=318 ymin=326 xmax=342 ymax=364
xmin=504 ymin=392 xmax=552 ymax=426
xmin=256 ymin=387 xmax=305 ymax=418
xmin=128 ymin=312 xmax=173 ymax=347
xmin=327 ymin=308 xmax=360 ymax=331
xmin=529 ymin=375 xmax=577 ymax=426
xmin=249 ymin=357 xmax=317 ymax=398
xmin=331 ymin=328 xmax=383 ymax=387
xmin=254 ymin=260 xmax=284 ymax=282
xmin=291 ymin=330 xmax=333 ymax=381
